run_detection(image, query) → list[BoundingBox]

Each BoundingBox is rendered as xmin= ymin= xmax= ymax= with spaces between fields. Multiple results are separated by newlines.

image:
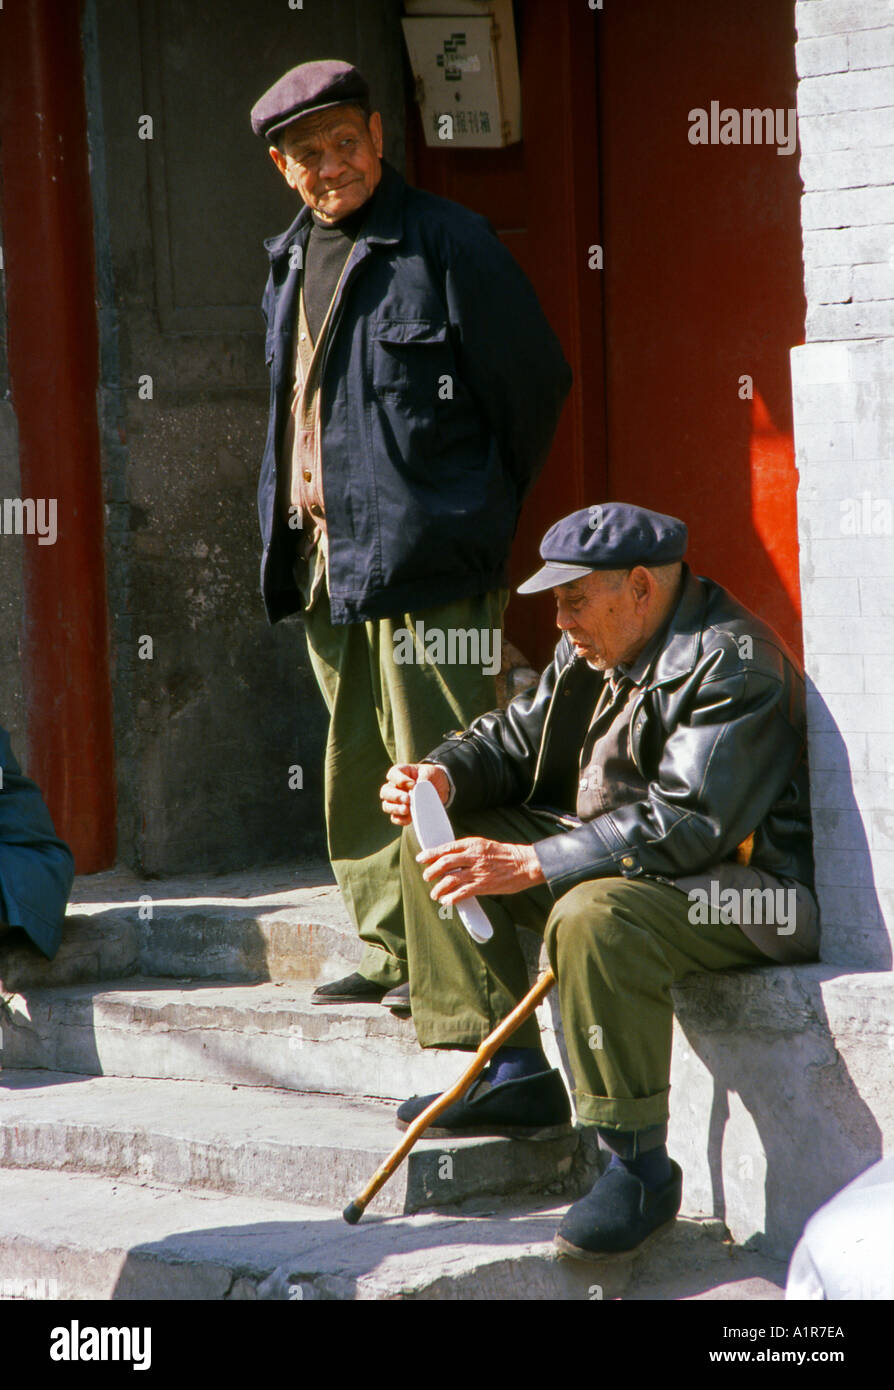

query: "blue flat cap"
xmin=251 ymin=60 xmax=370 ymax=143
xmin=518 ymin=502 xmax=688 ymax=594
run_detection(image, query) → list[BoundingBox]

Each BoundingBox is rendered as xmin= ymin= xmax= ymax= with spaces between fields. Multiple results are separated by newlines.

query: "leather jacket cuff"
xmin=534 ymin=817 xmax=646 ymax=897
xmin=420 ymin=735 xmax=494 ymax=812
xmin=419 ymin=760 xmax=456 ymax=809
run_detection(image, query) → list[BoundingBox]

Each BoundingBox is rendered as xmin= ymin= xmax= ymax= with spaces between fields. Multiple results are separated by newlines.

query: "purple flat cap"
xmin=251 ymin=59 xmax=371 ymax=143
xmin=518 ymin=503 xmax=688 ymax=594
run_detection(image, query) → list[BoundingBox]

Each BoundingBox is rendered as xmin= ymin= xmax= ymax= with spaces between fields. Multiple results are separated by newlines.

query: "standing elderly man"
xmin=380 ymin=503 xmax=818 ymax=1258
xmin=250 ymin=60 xmax=571 ymax=1009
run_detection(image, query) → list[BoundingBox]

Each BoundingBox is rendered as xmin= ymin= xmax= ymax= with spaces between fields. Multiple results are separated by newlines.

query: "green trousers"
xmin=401 ymin=805 xmax=772 ymax=1131
xmin=303 ymin=586 xmax=508 ymax=988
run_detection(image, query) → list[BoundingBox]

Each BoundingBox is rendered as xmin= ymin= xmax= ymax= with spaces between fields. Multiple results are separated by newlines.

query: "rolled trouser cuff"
xmin=572 ymin=1086 xmax=670 ymax=1132
xmin=595 ymin=1121 xmax=668 ymax=1158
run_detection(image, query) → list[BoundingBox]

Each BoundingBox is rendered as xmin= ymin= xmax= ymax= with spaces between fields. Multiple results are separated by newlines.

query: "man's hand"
xmin=379 ymin=762 xmax=449 ymax=826
xmin=417 ymin=837 xmax=545 ymax=903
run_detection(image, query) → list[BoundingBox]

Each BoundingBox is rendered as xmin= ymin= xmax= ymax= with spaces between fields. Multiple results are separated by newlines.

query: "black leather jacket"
xmin=424 ymin=567 xmax=815 ymax=899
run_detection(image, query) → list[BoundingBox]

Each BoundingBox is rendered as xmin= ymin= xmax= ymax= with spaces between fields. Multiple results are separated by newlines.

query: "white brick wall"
xmin=806 ymin=299 xmax=894 ymax=337
xmin=795 ymin=0 xmax=894 ymax=366
xmin=792 ymin=334 xmax=894 ymax=967
xmin=803 ymin=225 xmax=893 ymax=270
xmin=796 ymin=33 xmax=850 ymax=76
xmin=847 ymin=23 xmax=894 ymax=65
xmin=802 ymin=185 xmax=894 ymax=230
xmin=796 ymin=0 xmax=894 ymax=40
xmin=797 ymin=107 xmax=894 ymax=154
xmin=852 ymin=261 xmax=894 ymax=297
xmin=800 ymin=147 xmax=894 ymax=191
xmin=797 ymin=67 xmax=894 ymax=115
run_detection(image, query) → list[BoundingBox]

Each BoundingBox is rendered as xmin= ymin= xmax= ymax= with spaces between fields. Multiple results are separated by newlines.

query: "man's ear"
xmin=368 ymin=110 xmax=384 ymax=158
xmin=630 ymin=566 xmax=653 ymax=606
xmin=269 ymin=143 xmax=305 ymax=193
xmin=269 ymin=145 xmax=286 ymax=173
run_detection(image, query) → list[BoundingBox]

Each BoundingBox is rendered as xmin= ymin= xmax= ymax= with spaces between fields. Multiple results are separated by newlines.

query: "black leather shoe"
xmin=311 ymin=972 xmax=389 ymax=1004
xmin=554 ymin=1160 xmax=683 ymax=1261
xmin=381 ymin=982 xmax=411 ymax=1015
xmin=395 ymin=1068 xmax=572 ymax=1138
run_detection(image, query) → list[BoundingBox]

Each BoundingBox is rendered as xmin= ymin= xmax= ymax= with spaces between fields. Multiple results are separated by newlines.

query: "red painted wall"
xmin=407 ymin=0 xmax=805 ymax=663
xmin=598 ymin=0 xmax=805 ymax=655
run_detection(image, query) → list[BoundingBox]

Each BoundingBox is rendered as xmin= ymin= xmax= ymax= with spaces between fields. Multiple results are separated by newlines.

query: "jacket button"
xmin=310 ymin=504 xmax=322 ymax=517
xmin=302 ymin=469 xmax=312 ymax=483
xmin=621 ymin=855 xmax=634 ymax=869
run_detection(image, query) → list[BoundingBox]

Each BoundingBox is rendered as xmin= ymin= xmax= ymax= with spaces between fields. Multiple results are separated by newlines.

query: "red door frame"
xmin=0 ymin=0 xmax=116 ymax=871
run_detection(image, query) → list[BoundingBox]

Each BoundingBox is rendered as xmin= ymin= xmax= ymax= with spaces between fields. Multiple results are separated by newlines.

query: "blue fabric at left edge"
xmin=0 ymin=727 xmax=75 ymax=958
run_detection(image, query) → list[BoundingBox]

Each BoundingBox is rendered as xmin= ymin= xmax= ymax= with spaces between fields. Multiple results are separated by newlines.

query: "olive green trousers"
xmin=401 ymin=805 xmax=772 ymax=1131
xmin=303 ymin=586 xmax=508 ymax=988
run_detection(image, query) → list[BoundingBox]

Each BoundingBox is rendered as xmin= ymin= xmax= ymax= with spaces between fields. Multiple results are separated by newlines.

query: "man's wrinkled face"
xmin=268 ymin=105 xmax=383 ymax=222
xmin=553 ymin=569 xmax=651 ymax=671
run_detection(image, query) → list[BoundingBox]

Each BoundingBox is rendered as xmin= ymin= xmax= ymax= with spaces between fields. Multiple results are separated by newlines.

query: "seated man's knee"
xmin=545 ymin=878 xmax=634 ymax=959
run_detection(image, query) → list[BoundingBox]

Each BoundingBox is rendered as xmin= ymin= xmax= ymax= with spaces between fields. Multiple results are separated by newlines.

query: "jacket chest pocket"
xmin=372 ymin=318 xmax=451 ymax=397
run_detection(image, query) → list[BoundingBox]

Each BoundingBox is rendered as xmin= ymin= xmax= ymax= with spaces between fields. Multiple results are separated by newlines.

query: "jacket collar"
xmin=263 ymin=158 xmax=405 ymax=262
xmin=647 ymin=565 xmax=708 ymax=688
xmin=558 ymin=565 xmax=707 ymax=689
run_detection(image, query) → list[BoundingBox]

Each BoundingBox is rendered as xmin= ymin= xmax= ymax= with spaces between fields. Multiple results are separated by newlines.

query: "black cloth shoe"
xmin=311 ymin=972 xmax=389 ymax=1004
xmin=381 ymin=982 xmax=411 ymax=1015
xmin=395 ymin=1068 xmax=572 ymax=1138
xmin=554 ymin=1160 xmax=683 ymax=1260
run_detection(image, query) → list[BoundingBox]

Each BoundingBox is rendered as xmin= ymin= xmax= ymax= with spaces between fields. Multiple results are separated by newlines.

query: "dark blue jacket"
xmin=258 ymin=160 xmax=572 ymax=624
xmin=0 ymin=728 xmax=74 ymax=958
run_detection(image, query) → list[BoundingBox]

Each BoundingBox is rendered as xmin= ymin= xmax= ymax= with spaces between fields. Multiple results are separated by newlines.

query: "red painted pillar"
xmin=0 ymin=0 xmax=116 ymax=871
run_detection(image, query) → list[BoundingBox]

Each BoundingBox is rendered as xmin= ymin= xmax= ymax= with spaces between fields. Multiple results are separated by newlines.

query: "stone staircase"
xmin=1 ymin=862 xmax=885 ymax=1300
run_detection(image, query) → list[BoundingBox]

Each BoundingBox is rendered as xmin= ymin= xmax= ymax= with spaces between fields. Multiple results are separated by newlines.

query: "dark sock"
xmin=608 ymin=1145 xmax=673 ymax=1192
xmin=483 ymin=1045 xmax=549 ymax=1086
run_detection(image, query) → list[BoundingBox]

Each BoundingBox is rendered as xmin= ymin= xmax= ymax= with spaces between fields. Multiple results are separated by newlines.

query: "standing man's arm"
xmin=441 ymin=220 xmax=572 ymax=501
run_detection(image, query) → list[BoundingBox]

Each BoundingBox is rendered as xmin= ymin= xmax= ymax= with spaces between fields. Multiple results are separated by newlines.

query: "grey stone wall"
xmin=792 ymin=0 xmax=894 ymax=968
xmin=85 ymin=0 xmax=407 ymax=874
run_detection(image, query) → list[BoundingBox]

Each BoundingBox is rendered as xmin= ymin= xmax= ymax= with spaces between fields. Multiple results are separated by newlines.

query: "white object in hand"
xmin=410 ymin=779 xmax=494 ymax=944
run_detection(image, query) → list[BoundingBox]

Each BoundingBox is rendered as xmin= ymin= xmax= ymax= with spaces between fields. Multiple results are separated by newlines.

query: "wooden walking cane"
xmin=343 ymin=967 xmax=556 ymax=1224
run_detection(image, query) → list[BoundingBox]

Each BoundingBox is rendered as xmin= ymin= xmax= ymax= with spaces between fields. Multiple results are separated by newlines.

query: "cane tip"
xmin=343 ymin=1200 xmax=363 ymax=1225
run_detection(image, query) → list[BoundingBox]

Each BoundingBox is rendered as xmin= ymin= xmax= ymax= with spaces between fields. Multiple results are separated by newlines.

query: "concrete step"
xmin=0 ymin=1071 xmax=579 ymax=1216
xmin=0 ymin=978 xmax=507 ymax=1099
xmin=0 ymin=1167 xmax=787 ymax=1301
xmin=0 ymin=864 xmax=358 ymax=993
xmin=3 ymin=865 xmax=890 ymax=1265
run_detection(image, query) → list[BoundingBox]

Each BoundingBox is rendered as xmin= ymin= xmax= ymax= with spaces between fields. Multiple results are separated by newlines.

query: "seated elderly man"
xmin=0 ymin=726 xmax=74 ymax=959
xmin=379 ymin=502 xmax=818 ymax=1260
